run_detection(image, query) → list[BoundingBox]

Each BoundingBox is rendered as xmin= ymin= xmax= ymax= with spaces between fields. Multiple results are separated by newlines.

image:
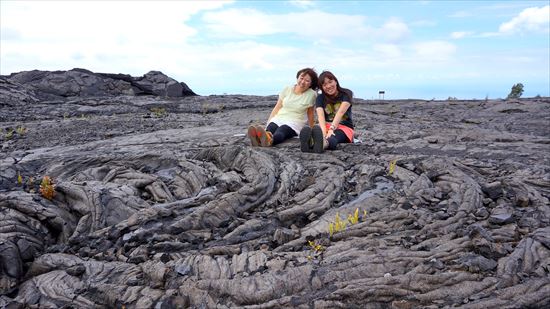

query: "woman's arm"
xmin=331 ymin=101 xmax=351 ymax=129
xmin=267 ymin=98 xmax=284 ymax=124
xmin=307 ymin=106 xmax=314 ymax=127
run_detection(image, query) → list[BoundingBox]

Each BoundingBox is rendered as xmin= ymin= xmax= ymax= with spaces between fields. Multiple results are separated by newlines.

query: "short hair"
xmin=296 ymin=68 xmax=318 ymax=90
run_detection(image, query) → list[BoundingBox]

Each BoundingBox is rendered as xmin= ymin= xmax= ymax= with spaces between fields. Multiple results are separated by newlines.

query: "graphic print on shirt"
xmin=325 ymin=101 xmax=348 ymax=122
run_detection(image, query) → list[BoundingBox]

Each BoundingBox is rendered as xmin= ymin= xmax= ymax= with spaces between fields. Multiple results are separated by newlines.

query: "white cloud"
xmin=450 ymin=31 xmax=474 ymax=39
xmin=285 ymin=10 xmax=370 ymax=40
xmin=373 ymin=44 xmax=402 ymax=59
xmin=0 ymin=1 xmax=230 ymax=75
xmin=499 ymin=5 xmax=550 ymax=34
xmin=476 ymin=32 xmax=501 ymax=38
xmin=201 ymin=41 xmax=294 ymax=70
xmin=202 ymin=9 xmax=413 ymax=44
xmin=2 ymin=1 xmax=546 ymax=99
xmin=202 ymin=9 xmax=370 ymax=40
xmin=202 ymin=8 xmax=279 ymax=36
xmin=1 ymin=1 xmax=414 ymax=82
xmin=313 ymin=38 xmax=331 ymax=46
xmin=377 ymin=18 xmax=410 ymax=43
xmin=413 ymin=41 xmax=456 ymax=60
xmin=1 ymin=1 xmax=229 ymax=43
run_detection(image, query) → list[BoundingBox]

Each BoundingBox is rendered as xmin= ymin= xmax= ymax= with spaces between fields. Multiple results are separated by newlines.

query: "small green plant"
xmin=329 ymin=212 xmax=346 ymax=236
xmin=150 ymin=107 xmax=167 ymax=117
xmin=308 ymin=240 xmax=324 ymax=252
xmin=388 ymin=159 xmax=397 ymax=176
xmin=5 ymin=129 xmax=14 ymax=140
xmin=201 ymin=103 xmax=211 ymax=115
xmin=39 ymin=176 xmax=56 ymax=200
xmin=507 ymin=83 xmax=524 ymax=99
xmin=16 ymin=126 xmax=27 ymax=135
xmin=389 ymin=106 xmax=399 ymax=117
xmin=306 ymin=240 xmax=324 ymax=261
xmin=17 ymin=171 xmax=23 ymax=185
xmin=328 ymin=208 xmax=366 ymax=236
xmin=347 ymin=208 xmax=360 ymax=225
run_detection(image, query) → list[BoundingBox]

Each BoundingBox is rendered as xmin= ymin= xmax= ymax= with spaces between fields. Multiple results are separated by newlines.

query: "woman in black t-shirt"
xmin=299 ymin=71 xmax=354 ymax=153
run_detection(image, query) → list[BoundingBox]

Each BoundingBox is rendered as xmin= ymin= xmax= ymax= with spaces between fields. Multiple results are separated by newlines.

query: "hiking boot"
xmin=247 ymin=125 xmax=260 ymax=146
xmin=299 ymin=126 xmax=313 ymax=152
xmin=257 ymin=126 xmax=273 ymax=147
xmin=311 ymin=125 xmax=325 ymax=153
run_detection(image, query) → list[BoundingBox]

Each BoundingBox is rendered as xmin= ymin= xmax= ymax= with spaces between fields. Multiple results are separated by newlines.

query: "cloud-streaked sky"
xmin=1 ymin=0 xmax=549 ymax=99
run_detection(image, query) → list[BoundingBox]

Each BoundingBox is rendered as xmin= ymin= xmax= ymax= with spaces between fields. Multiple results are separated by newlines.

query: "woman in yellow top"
xmin=248 ymin=68 xmax=318 ymax=147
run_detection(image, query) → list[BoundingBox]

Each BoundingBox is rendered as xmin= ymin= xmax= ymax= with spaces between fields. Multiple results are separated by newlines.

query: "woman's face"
xmin=296 ymin=73 xmax=312 ymax=90
xmin=321 ymin=78 xmax=338 ymax=96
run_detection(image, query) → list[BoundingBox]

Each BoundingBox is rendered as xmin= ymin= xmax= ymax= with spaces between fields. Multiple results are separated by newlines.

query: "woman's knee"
xmin=327 ymin=136 xmax=338 ymax=150
xmin=272 ymin=132 xmax=286 ymax=145
xmin=266 ymin=122 xmax=278 ymax=134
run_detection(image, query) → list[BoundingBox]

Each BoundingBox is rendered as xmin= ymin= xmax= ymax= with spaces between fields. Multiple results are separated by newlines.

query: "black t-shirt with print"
xmin=315 ymin=91 xmax=354 ymax=129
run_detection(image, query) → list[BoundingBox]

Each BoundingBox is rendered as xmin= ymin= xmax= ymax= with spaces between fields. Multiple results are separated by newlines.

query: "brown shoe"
xmin=247 ymin=125 xmax=260 ymax=146
xmin=257 ymin=126 xmax=273 ymax=147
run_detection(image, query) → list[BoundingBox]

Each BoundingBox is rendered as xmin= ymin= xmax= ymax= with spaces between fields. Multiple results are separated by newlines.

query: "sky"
xmin=1 ymin=0 xmax=549 ymax=100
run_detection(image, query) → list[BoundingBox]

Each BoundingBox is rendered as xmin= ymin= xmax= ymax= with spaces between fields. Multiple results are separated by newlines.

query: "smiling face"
xmin=296 ymin=73 xmax=312 ymax=92
xmin=321 ymin=77 xmax=338 ymax=97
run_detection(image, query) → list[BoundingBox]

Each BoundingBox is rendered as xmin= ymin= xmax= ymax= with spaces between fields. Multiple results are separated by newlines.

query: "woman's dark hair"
xmin=318 ymin=70 xmax=353 ymax=100
xmin=296 ymin=68 xmax=318 ymax=90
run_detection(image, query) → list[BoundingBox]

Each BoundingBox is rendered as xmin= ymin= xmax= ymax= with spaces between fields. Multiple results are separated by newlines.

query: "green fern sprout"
xmin=5 ymin=129 xmax=14 ymax=140
xmin=388 ymin=159 xmax=397 ymax=175
xmin=328 ymin=208 xmax=364 ymax=236
xmin=150 ymin=107 xmax=167 ymax=117
xmin=306 ymin=240 xmax=325 ymax=261
xmin=16 ymin=126 xmax=27 ymax=135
